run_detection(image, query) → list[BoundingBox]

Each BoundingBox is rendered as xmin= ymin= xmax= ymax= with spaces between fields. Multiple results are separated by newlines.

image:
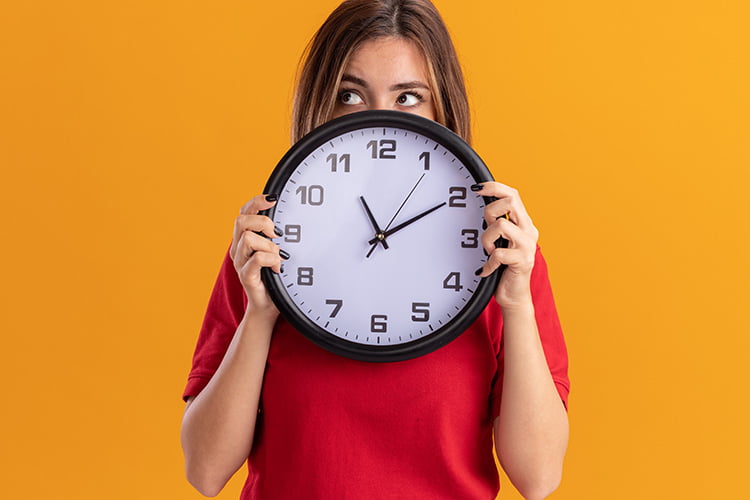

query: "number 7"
xmin=326 ymin=299 xmax=343 ymax=318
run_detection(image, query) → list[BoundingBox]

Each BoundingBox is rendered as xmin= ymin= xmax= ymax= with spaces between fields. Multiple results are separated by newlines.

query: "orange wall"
xmin=1 ymin=1 xmax=748 ymax=499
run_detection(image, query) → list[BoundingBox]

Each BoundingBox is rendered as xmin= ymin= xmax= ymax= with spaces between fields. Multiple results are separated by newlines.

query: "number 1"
xmin=419 ymin=151 xmax=430 ymax=170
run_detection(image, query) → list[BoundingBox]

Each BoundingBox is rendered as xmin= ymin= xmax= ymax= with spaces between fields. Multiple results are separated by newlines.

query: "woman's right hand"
xmin=229 ymin=194 xmax=287 ymax=318
xmin=183 ymin=194 xmax=284 ymax=496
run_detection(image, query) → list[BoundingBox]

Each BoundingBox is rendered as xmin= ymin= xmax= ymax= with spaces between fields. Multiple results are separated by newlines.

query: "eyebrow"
xmin=341 ymin=73 xmax=430 ymax=92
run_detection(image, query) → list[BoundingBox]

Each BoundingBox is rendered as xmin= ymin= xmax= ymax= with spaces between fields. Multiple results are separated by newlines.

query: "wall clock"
xmin=261 ymin=110 xmax=503 ymax=362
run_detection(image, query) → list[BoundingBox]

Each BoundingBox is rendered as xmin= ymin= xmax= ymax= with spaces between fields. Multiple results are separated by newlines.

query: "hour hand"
xmin=359 ymin=196 xmax=388 ymax=249
xmin=368 ymin=202 xmax=447 ymax=245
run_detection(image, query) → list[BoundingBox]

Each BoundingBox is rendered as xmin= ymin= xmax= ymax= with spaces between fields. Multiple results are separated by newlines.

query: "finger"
xmin=233 ymin=213 xmax=280 ymax=242
xmin=483 ymin=197 xmax=513 ymax=224
xmin=237 ymin=250 xmax=283 ymax=289
xmin=472 ymin=182 xmax=533 ymax=230
xmin=472 ymin=181 xmax=519 ymax=201
xmin=231 ymin=230 xmax=282 ymax=270
xmin=481 ymin=216 xmax=528 ymax=256
xmin=240 ymin=194 xmax=279 ymax=216
xmin=477 ymin=247 xmax=534 ymax=277
xmin=230 ymin=213 xmax=282 ymax=260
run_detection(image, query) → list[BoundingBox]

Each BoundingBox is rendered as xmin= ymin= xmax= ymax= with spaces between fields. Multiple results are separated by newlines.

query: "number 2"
xmin=448 ymin=186 xmax=467 ymax=207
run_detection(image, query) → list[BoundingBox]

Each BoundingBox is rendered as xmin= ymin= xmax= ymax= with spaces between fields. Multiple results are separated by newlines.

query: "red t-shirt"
xmin=184 ymin=246 xmax=569 ymax=499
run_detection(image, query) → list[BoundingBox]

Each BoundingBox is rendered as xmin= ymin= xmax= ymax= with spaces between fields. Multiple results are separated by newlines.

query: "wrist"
xmin=242 ymin=288 xmax=281 ymax=322
xmin=496 ymin=290 xmax=534 ymax=316
xmin=242 ymin=306 xmax=280 ymax=332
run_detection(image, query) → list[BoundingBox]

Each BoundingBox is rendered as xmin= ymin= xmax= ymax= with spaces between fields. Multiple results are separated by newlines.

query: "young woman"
xmin=181 ymin=1 xmax=570 ymax=499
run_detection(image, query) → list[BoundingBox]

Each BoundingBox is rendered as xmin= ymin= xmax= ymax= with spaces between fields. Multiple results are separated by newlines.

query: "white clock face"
xmin=266 ymin=114 xmax=492 ymax=357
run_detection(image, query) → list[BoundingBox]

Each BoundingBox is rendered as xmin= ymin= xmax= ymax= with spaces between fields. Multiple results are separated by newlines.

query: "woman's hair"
xmin=291 ymin=0 xmax=470 ymax=144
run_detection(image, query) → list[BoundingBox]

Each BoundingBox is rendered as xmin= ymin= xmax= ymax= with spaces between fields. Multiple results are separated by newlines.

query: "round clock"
xmin=261 ymin=110 xmax=502 ymax=362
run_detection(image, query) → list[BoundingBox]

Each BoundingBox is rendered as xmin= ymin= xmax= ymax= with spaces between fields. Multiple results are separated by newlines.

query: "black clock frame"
xmin=261 ymin=110 xmax=503 ymax=362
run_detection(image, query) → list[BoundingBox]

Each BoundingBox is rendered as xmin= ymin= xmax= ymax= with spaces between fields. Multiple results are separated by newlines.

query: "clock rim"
xmin=261 ymin=110 xmax=501 ymax=362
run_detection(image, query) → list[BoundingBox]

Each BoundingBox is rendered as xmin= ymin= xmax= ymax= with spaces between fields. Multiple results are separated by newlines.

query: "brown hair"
xmin=291 ymin=0 xmax=470 ymax=144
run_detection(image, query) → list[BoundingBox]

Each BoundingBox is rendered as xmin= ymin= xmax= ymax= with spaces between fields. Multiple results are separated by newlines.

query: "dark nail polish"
xmin=279 ymin=249 xmax=290 ymax=260
xmin=470 ymin=183 xmax=484 ymax=192
xmin=274 ymin=226 xmax=284 ymax=237
xmin=279 ymin=265 xmax=285 ymax=274
xmin=474 ymin=267 xmax=484 ymax=276
xmin=265 ymin=194 xmax=279 ymax=202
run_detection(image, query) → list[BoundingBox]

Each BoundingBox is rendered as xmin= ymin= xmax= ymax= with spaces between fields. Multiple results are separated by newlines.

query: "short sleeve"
xmin=490 ymin=246 xmax=570 ymax=417
xmin=182 ymin=249 xmax=248 ymax=401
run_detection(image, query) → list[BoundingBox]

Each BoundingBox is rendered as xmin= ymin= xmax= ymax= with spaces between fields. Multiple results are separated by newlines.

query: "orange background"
xmin=1 ymin=1 xmax=748 ymax=498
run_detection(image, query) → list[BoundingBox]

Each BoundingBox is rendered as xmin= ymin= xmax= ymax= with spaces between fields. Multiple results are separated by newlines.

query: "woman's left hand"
xmin=473 ymin=182 xmax=539 ymax=310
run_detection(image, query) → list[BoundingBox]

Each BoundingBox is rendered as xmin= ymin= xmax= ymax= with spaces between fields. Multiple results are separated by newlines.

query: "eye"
xmin=397 ymin=92 xmax=423 ymax=107
xmin=338 ymin=91 xmax=363 ymax=106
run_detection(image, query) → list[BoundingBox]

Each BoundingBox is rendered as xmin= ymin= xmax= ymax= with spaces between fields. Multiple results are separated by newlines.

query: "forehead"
xmin=344 ymin=36 xmax=430 ymax=83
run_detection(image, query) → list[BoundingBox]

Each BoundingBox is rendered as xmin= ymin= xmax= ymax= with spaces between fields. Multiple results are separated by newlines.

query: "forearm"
xmin=180 ymin=310 xmax=275 ymax=496
xmin=494 ymin=298 xmax=569 ymax=500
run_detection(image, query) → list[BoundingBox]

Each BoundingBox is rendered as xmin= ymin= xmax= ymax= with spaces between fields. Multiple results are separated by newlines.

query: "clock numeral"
xmin=296 ymin=185 xmax=324 ymax=206
xmin=442 ymin=272 xmax=463 ymax=292
xmin=460 ymin=229 xmax=479 ymax=248
xmin=419 ymin=151 xmax=430 ymax=170
xmin=284 ymin=224 xmax=301 ymax=243
xmin=367 ymin=139 xmax=397 ymax=159
xmin=326 ymin=299 xmax=343 ymax=318
xmin=448 ymin=186 xmax=467 ymax=208
xmin=370 ymin=314 xmax=388 ymax=333
xmin=327 ymin=153 xmax=350 ymax=173
xmin=297 ymin=267 xmax=314 ymax=286
xmin=411 ymin=302 xmax=430 ymax=322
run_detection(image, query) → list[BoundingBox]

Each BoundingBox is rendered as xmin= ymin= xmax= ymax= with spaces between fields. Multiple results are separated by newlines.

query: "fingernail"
xmin=474 ymin=267 xmax=484 ymax=276
xmin=278 ymin=265 xmax=285 ymax=274
xmin=470 ymin=183 xmax=484 ymax=192
xmin=274 ymin=226 xmax=283 ymax=237
xmin=265 ymin=194 xmax=279 ymax=202
xmin=279 ymin=249 xmax=290 ymax=260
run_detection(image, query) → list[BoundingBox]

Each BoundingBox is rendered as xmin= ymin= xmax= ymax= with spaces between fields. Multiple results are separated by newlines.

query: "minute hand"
xmin=368 ymin=202 xmax=447 ymax=245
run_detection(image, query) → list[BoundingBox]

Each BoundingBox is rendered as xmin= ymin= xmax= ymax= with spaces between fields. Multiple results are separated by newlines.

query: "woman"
xmin=181 ymin=1 xmax=569 ymax=499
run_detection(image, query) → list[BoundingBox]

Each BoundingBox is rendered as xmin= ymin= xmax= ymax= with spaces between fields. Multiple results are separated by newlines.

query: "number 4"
xmin=442 ymin=272 xmax=463 ymax=291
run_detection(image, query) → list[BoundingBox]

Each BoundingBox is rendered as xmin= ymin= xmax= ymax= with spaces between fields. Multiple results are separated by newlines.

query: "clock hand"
xmin=382 ymin=173 xmax=426 ymax=232
xmin=365 ymin=173 xmax=426 ymax=258
xmin=359 ymin=196 xmax=388 ymax=250
xmin=366 ymin=239 xmax=382 ymax=258
xmin=367 ymin=202 xmax=447 ymax=245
